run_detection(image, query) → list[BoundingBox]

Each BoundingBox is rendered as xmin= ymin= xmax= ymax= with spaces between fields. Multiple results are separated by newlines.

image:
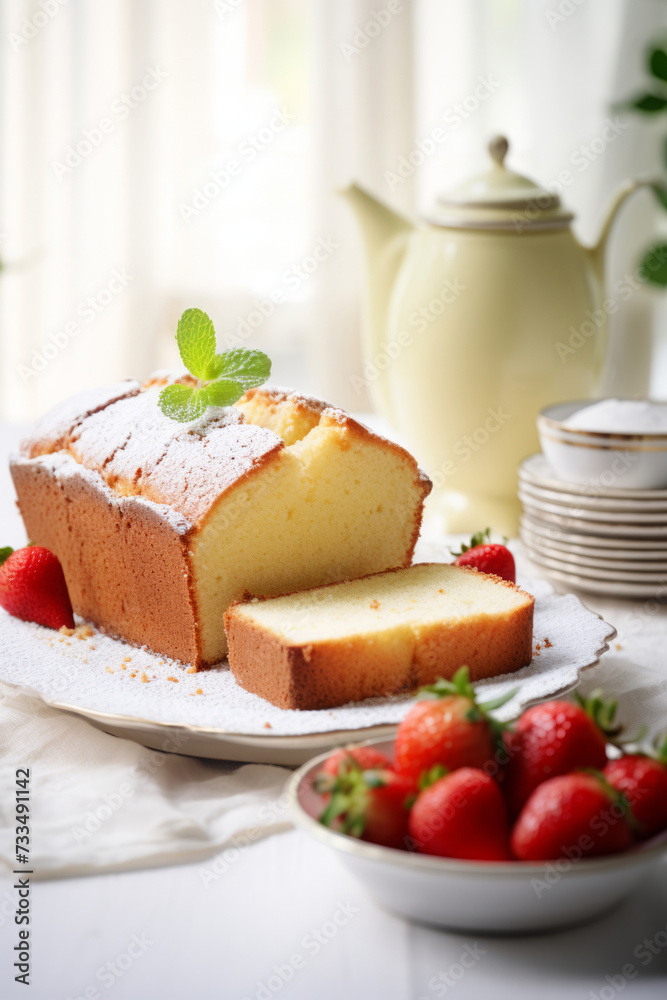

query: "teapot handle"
xmin=586 ymin=179 xmax=655 ymax=278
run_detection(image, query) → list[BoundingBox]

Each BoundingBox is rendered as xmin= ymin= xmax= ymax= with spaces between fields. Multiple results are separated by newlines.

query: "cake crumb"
xmin=121 ymin=664 xmax=126 ymax=670
xmin=76 ymin=624 xmax=94 ymax=639
xmin=438 ymin=589 xmax=444 ymax=594
xmin=535 ymin=643 xmax=541 ymax=652
xmin=543 ymin=637 xmax=553 ymax=648
xmin=264 ymin=721 xmax=272 ymax=729
xmin=369 ymin=599 xmax=380 ymax=610
xmin=141 ymin=672 xmax=150 ymax=683
xmin=186 ymin=666 xmax=197 ymax=674
xmin=196 ymin=688 xmax=203 ymax=695
xmin=615 ymin=642 xmax=622 ymax=651
xmin=89 ymin=645 xmax=96 ymax=650
xmin=167 ymin=676 xmax=179 ymax=683
xmin=130 ymin=672 xmax=137 ymax=678
xmin=59 ymin=626 xmax=75 ymax=636
xmin=105 ymin=666 xmax=113 ymax=674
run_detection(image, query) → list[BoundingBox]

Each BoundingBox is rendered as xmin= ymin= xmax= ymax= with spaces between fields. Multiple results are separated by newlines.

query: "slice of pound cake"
xmin=225 ymin=563 xmax=535 ymax=709
xmin=11 ymin=377 xmax=431 ymax=666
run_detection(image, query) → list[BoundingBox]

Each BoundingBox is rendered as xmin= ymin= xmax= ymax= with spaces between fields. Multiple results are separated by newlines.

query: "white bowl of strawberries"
xmin=287 ymin=670 xmax=667 ymax=933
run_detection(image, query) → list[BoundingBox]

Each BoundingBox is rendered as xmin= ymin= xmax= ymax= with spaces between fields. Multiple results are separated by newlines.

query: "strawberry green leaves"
xmin=159 ymin=308 xmax=271 ymax=423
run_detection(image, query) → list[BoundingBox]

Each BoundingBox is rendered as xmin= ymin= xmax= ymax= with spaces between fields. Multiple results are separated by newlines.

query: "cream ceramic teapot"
xmin=343 ymin=136 xmax=648 ymax=535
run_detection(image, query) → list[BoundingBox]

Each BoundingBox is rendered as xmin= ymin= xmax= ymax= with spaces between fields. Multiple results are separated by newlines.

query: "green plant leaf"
xmin=0 ymin=546 xmax=13 ymax=567
xmin=158 ymin=383 xmax=210 ymax=422
xmin=216 ymin=348 xmax=272 ymax=391
xmin=627 ymin=93 xmax=667 ymax=113
xmin=639 ymin=242 xmax=667 ymax=285
xmin=649 ymin=47 xmax=667 ymax=83
xmin=650 ymin=182 xmax=667 ymax=211
xmin=175 ymin=308 xmax=217 ymax=379
xmin=205 ymin=378 xmax=245 ymax=408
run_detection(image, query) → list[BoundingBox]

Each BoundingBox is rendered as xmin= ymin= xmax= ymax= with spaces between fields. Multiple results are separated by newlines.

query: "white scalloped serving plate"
xmin=0 ymin=573 xmax=616 ymax=764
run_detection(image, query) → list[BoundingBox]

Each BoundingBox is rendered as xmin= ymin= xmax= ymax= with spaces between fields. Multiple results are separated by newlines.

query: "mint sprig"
xmin=159 ymin=308 xmax=271 ymax=422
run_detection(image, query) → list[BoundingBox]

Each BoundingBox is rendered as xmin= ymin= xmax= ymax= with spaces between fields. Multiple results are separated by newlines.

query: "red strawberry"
xmin=409 ymin=767 xmax=512 ymax=861
xmin=394 ymin=666 xmax=510 ymax=784
xmin=452 ymin=528 xmax=515 ymax=583
xmin=604 ymin=741 xmax=667 ymax=839
xmin=0 ymin=545 xmax=74 ymax=630
xmin=503 ymin=692 xmax=614 ymax=816
xmin=315 ymin=765 xmax=413 ymax=850
xmin=319 ymin=746 xmax=392 ymax=779
xmin=511 ymin=771 xmax=632 ymax=861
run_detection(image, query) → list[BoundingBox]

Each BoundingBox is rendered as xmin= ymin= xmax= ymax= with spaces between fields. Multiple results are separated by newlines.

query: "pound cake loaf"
xmin=10 ymin=376 xmax=431 ymax=667
xmin=225 ymin=562 xmax=535 ymax=709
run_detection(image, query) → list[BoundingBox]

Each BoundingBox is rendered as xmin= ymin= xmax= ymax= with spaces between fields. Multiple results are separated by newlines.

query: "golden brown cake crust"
xmin=11 ymin=454 xmax=201 ymax=664
xmin=11 ymin=377 xmax=433 ymax=668
xmin=224 ymin=565 xmax=535 ymax=710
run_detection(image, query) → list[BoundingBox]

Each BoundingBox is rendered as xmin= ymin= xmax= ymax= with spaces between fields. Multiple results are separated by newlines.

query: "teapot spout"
xmin=583 ymin=179 xmax=652 ymax=279
xmin=340 ymin=183 xmax=415 ymax=418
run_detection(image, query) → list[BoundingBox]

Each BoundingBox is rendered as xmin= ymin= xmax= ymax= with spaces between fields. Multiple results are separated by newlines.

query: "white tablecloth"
xmin=1 ymin=422 xmax=667 ymax=1000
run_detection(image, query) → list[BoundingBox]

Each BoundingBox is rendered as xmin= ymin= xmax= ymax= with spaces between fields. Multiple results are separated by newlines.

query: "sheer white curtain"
xmin=0 ymin=0 xmax=314 ymax=422
xmin=2 ymin=0 xmax=667 ymax=425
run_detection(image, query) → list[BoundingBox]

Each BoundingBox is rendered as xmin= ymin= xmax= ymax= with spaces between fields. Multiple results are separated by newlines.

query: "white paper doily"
xmin=0 ymin=575 xmax=616 ymax=741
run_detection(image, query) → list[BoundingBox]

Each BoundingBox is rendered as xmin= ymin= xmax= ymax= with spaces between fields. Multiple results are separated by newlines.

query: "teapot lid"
xmin=428 ymin=136 xmax=574 ymax=232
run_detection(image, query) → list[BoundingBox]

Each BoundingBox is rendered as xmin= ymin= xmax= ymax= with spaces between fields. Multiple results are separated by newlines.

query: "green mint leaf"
xmin=216 ymin=348 xmax=272 ymax=391
xmin=202 ymin=355 xmax=225 ymax=381
xmin=176 ymin=308 xmax=217 ymax=379
xmin=0 ymin=546 xmax=13 ymax=567
xmin=158 ymin=383 xmax=210 ymax=422
xmin=205 ymin=378 xmax=244 ymax=408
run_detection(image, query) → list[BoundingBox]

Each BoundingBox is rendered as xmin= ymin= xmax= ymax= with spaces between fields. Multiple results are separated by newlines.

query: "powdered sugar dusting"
xmin=21 ymin=380 xmax=140 ymax=456
xmin=12 ymin=453 xmax=193 ymax=535
xmin=21 ymin=374 xmax=286 ymax=526
xmin=0 ymin=577 xmax=615 ymax=737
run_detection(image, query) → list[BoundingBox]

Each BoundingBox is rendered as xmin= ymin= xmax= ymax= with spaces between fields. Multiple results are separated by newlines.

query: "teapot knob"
xmin=488 ymin=135 xmax=509 ymax=167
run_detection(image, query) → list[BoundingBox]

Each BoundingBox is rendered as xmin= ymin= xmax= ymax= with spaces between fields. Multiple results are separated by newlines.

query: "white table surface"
xmin=1 ymin=422 xmax=667 ymax=1000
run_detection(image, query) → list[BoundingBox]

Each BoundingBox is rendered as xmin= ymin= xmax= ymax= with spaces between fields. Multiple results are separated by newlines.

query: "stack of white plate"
xmin=519 ymin=453 xmax=667 ymax=598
